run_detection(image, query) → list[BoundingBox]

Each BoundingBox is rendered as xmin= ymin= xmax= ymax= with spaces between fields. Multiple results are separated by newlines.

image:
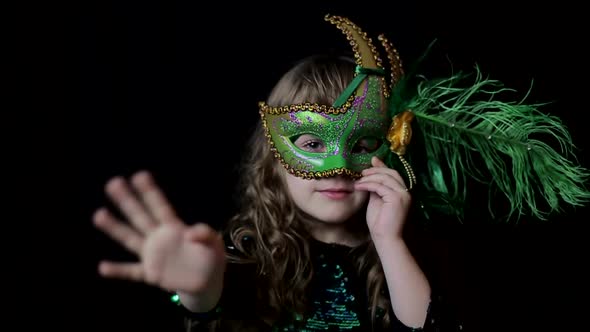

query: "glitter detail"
xmin=273 ymin=241 xmax=368 ymax=331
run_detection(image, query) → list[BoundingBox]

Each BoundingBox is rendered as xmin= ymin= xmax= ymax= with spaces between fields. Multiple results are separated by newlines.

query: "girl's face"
xmin=282 ymin=134 xmax=369 ymax=223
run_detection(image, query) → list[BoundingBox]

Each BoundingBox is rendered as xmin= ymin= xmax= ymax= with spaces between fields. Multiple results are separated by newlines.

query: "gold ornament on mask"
xmin=387 ymin=110 xmax=414 ymax=155
xmin=387 ymin=111 xmax=417 ymax=189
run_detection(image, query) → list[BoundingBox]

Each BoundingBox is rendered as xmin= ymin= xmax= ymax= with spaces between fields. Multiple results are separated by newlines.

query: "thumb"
xmin=185 ymin=223 xmax=221 ymax=245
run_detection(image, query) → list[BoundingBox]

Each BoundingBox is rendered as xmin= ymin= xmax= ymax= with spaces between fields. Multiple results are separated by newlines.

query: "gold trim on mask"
xmin=324 ymin=14 xmax=389 ymax=99
xmin=292 ymin=167 xmax=362 ymax=180
xmin=258 ymin=95 xmax=355 ymax=115
xmin=377 ymin=34 xmax=404 ymax=96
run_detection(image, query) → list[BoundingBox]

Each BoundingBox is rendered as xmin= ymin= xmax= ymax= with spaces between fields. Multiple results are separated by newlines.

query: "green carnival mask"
xmin=260 ymin=75 xmax=390 ymax=179
xmin=259 ymin=15 xmax=405 ymax=179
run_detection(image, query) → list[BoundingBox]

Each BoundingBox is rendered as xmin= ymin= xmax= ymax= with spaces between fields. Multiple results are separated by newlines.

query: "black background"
xmin=76 ymin=1 xmax=589 ymax=331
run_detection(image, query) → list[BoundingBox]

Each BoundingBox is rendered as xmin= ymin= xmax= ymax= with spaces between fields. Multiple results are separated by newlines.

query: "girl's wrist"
xmin=371 ymin=233 xmax=406 ymax=251
xmin=369 ymin=229 xmax=404 ymax=244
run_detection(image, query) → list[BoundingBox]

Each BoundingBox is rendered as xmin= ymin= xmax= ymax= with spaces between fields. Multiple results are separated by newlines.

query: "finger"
xmin=371 ymin=156 xmax=387 ymax=167
xmin=355 ymin=181 xmax=409 ymax=203
xmin=185 ymin=223 xmax=222 ymax=246
xmin=105 ymin=176 xmax=157 ymax=234
xmin=354 ymin=181 xmax=395 ymax=199
xmin=93 ymin=208 xmax=143 ymax=254
xmin=98 ymin=261 xmax=144 ymax=282
xmin=357 ymin=173 xmax=407 ymax=192
xmin=362 ymin=165 xmax=405 ymax=184
xmin=131 ymin=171 xmax=179 ymax=224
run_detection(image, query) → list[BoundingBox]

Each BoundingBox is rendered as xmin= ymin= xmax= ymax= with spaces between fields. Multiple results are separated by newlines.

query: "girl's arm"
xmin=355 ymin=157 xmax=431 ymax=328
xmin=373 ymin=236 xmax=431 ymax=328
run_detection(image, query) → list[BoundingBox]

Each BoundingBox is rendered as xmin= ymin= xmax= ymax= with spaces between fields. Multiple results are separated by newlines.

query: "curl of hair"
xmin=226 ymin=122 xmax=313 ymax=321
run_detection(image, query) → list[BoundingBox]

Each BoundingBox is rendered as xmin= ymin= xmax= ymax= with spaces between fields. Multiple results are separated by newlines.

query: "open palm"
xmin=93 ymin=171 xmax=226 ymax=295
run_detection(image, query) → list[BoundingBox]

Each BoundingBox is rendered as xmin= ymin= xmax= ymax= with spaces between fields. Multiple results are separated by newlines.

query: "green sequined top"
xmin=272 ymin=240 xmax=372 ymax=331
xmin=182 ymin=239 xmax=459 ymax=332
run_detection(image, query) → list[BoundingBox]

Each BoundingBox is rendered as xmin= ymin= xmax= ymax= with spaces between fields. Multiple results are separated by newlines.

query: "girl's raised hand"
xmin=93 ymin=171 xmax=226 ymax=297
xmin=354 ymin=157 xmax=412 ymax=241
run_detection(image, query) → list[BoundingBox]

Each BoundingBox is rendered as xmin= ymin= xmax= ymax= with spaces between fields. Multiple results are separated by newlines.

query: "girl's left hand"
xmin=354 ymin=156 xmax=412 ymax=241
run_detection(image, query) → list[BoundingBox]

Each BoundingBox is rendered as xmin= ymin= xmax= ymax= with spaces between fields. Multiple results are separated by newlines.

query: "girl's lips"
xmin=318 ymin=189 xmax=352 ymax=199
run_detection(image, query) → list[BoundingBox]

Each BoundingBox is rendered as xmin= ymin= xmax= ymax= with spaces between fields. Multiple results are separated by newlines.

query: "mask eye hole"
xmin=291 ymin=134 xmax=327 ymax=153
xmin=352 ymin=137 xmax=382 ymax=154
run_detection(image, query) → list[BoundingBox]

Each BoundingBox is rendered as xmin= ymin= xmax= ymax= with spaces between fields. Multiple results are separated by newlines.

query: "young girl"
xmin=93 ymin=15 xmax=589 ymax=332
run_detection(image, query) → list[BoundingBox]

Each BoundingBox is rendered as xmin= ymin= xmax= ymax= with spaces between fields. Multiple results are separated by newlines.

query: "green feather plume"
xmin=387 ymin=67 xmax=590 ymax=221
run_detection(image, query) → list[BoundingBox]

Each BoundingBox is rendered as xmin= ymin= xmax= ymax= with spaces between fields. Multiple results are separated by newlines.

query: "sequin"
xmin=273 ymin=241 xmax=367 ymax=331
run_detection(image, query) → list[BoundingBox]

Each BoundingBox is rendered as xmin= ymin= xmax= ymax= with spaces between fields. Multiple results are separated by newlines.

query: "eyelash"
xmin=301 ymin=139 xmax=324 ymax=151
xmin=295 ymin=137 xmax=379 ymax=153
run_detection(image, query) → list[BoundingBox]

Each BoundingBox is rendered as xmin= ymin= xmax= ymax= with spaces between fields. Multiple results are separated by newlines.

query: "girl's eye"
xmin=304 ymin=141 xmax=323 ymax=150
xmin=293 ymin=134 xmax=326 ymax=153
xmin=352 ymin=137 xmax=381 ymax=154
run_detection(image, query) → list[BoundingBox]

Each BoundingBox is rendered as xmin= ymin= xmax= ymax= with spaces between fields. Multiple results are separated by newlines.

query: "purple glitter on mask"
xmin=274 ymin=117 xmax=291 ymax=133
xmin=318 ymin=113 xmax=339 ymax=121
xmin=352 ymin=97 xmax=364 ymax=108
xmin=289 ymin=112 xmax=302 ymax=125
xmin=352 ymin=80 xmax=369 ymax=107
